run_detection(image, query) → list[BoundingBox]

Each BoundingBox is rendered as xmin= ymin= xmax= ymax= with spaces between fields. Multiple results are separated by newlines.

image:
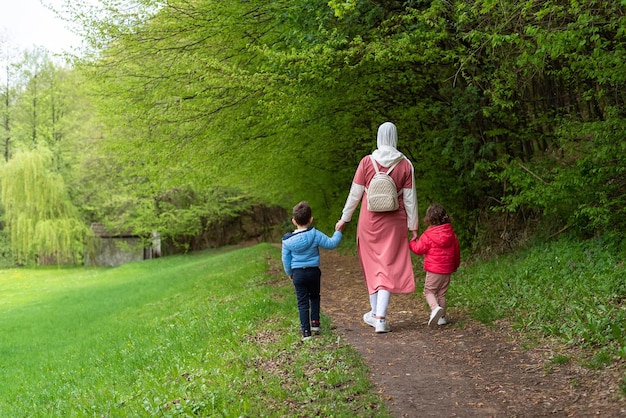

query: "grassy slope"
xmin=0 ymin=244 xmax=388 ymax=417
xmin=449 ymin=237 xmax=626 ymax=377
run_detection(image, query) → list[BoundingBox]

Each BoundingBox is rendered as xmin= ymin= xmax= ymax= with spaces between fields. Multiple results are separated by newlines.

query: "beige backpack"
xmin=366 ymin=156 xmax=402 ymax=212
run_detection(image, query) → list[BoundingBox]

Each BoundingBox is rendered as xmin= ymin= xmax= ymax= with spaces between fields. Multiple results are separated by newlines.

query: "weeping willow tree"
xmin=0 ymin=147 xmax=91 ymax=265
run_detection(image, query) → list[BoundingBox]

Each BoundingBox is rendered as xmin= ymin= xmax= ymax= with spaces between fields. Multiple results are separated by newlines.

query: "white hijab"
xmin=371 ymin=122 xmax=406 ymax=167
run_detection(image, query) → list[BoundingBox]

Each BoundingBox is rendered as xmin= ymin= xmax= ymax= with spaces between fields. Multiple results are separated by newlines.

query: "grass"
xmin=8 ymin=232 xmax=625 ymax=413
xmin=0 ymin=243 xmax=389 ymax=417
xmin=450 ymin=236 xmax=626 ymax=362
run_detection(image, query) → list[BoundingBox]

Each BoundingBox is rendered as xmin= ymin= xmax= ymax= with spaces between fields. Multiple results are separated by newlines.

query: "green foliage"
xmin=0 ymin=227 xmax=12 ymax=268
xmin=71 ymin=1 xmax=356 ymax=231
xmin=0 ymin=244 xmax=388 ymax=417
xmin=490 ymin=116 xmax=626 ymax=238
xmin=445 ymin=0 xmax=626 ymax=239
xmin=0 ymin=147 xmax=91 ymax=265
xmin=4 ymin=49 xmax=76 ymax=153
xmin=24 ymin=0 xmax=626 ymax=251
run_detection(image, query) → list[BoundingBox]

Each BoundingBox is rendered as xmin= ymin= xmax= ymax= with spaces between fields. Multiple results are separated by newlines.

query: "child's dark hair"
xmin=424 ymin=203 xmax=451 ymax=226
xmin=292 ymin=201 xmax=312 ymax=226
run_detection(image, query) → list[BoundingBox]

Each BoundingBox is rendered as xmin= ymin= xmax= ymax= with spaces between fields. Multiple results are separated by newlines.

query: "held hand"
xmin=410 ymin=230 xmax=418 ymax=240
xmin=335 ymin=220 xmax=347 ymax=232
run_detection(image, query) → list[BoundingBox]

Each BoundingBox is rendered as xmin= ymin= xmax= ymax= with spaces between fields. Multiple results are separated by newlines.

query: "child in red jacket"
xmin=409 ymin=204 xmax=460 ymax=326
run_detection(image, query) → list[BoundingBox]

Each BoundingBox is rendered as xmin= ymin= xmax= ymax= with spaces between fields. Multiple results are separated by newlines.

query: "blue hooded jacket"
xmin=281 ymin=227 xmax=342 ymax=276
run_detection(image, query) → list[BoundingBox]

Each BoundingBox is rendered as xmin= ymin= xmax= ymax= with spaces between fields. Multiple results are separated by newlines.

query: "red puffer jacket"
xmin=409 ymin=223 xmax=460 ymax=274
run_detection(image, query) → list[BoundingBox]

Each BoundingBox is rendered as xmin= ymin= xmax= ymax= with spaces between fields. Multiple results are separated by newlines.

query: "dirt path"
xmin=319 ymin=250 xmax=626 ymax=417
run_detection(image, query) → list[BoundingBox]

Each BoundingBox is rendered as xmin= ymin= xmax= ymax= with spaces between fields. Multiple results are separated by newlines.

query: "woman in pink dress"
xmin=336 ymin=122 xmax=419 ymax=333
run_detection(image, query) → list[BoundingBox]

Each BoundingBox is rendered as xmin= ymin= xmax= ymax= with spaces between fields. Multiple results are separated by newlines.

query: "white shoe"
xmin=363 ymin=312 xmax=376 ymax=327
xmin=428 ymin=306 xmax=444 ymax=327
xmin=375 ymin=319 xmax=390 ymax=333
xmin=437 ymin=316 xmax=448 ymax=326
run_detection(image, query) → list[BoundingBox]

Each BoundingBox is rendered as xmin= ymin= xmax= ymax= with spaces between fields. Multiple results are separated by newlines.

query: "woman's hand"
xmin=336 ymin=220 xmax=347 ymax=232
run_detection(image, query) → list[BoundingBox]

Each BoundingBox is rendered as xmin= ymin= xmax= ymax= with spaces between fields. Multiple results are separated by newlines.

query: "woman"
xmin=336 ymin=122 xmax=418 ymax=333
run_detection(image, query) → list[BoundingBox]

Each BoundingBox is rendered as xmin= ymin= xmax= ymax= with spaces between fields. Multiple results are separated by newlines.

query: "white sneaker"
xmin=363 ymin=312 xmax=376 ymax=327
xmin=437 ymin=316 xmax=448 ymax=326
xmin=428 ymin=306 xmax=444 ymax=327
xmin=375 ymin=319 xmax=390 ymax=333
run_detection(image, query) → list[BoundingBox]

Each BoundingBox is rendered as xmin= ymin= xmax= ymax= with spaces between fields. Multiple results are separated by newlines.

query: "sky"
xmin=0 ymin=0 xmax=83 ymax=55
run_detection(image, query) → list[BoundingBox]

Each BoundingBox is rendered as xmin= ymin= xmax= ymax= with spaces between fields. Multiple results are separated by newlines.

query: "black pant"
xmin=292 ymin=267 xmax=321 ymax=333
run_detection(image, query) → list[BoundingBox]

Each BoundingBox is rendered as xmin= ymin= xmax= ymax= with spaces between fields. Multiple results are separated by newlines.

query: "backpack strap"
xmin=369 ymin=155 xmax=380 ymax=174
xmin=370 ymin=155 xmax=401 ymax=174
xmin=387 ymin=160 xmax=400 ymax=174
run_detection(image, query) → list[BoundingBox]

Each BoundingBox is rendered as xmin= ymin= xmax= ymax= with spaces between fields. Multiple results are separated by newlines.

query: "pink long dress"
xmin=353 ymin=156 xmax=416 ymax=294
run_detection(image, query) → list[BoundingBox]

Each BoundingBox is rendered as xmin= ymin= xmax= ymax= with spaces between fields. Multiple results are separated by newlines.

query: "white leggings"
xmin=369 ymin=289 xmax=391 ymax=318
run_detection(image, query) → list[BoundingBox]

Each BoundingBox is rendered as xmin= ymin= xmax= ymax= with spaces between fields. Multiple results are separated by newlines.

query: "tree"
xmin=64 ymin=0 xmax=626 ymax=249
xmin=0 ymin=37 xmax=20 ymax=162
xmin=0 ymin=147 xmax=91 ymax=265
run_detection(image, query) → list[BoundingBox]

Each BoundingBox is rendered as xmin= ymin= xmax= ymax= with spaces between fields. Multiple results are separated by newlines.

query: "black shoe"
xmin=302 ymin=329 xmax=312 ymax=341
xmin=311 ymin=320 xmax=320 ymax=334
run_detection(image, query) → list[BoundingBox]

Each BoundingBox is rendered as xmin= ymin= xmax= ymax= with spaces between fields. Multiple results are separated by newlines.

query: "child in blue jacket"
xmin=282 ymin=201 xmax=343 ymax=340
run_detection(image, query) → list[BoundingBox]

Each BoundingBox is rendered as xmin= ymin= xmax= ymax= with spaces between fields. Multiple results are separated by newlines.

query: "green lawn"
xmin=5 ymin=236 xmax=624 ymax=416
xmin=450 ymin=237 xmax=626 ymax=376
xmin=0 ymin=243 xmax=388 ymax=417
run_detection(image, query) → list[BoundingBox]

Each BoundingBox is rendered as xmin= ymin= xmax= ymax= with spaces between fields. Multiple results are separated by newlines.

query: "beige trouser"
xmin=424 ymin=271 xmax=451 ymax=313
